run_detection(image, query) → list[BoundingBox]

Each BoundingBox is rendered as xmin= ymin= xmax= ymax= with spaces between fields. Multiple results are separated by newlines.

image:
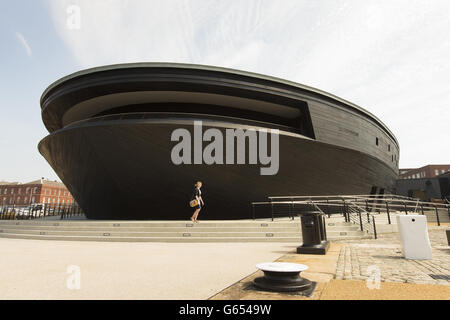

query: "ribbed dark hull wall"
xmin=38 ymin=119 xmax=397 ymax=220
xmin=308 ymin=100 xmax=398 ymax=172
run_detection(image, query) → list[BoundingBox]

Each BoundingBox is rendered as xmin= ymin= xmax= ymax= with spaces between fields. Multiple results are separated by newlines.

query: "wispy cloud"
xmin=47 ymin=0 xmax=450 ymax=167
xmin=15 ymin=32 xmax=32 ymax=57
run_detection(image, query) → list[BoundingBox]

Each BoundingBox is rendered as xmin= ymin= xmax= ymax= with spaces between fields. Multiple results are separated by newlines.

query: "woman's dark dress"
xmin=192 ymin=188 xmax=202 ymax=210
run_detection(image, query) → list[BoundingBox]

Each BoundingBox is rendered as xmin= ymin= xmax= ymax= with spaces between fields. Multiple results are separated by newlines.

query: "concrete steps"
xmin=325 ymin=217 xmax=372 ymax=239
xmin=0 ymin=219 xmax=371 ymax=242
xmin=365 ymin=211 xmax=449 ymax=233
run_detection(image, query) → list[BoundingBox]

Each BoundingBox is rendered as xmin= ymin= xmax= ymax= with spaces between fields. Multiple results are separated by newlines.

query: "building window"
xmin=376 ymin=137 xmax=379 ymax=146
xmin=391 ymin=155 xmax=394 ymax=162
xmin=388 ymin=144 xmax=391 ymax=152
xmin=435 ymin=169 xmax=439 ymax=176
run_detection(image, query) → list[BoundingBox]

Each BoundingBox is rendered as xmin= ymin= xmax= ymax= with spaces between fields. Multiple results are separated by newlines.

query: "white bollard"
xmin=396 ymin=215 xmax=432 ymax=260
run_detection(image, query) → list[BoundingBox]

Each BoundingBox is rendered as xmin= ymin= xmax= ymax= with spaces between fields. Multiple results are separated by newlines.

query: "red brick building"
xmin=399 ymin=165 xmax=450 ymax=180
xmin=0 ymin=178 xmax=74 ymax=206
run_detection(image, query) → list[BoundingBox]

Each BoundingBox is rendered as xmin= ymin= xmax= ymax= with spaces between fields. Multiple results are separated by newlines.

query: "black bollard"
xmin=297 ymin=211 xmax=330 ymax=255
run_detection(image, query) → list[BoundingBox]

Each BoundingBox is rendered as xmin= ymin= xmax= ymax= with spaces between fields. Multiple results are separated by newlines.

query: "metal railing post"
xmin=343 ymin=200 xmax=348 ymax=222
xmin=326 ymin=198 xmax=330 ymax=217
xmin=421 ymin=204 xmax=424 ymax=215
xmin=271 ymin=202 xmax=274 ymax=222
xmin=251 ymin=203 xmax=255 ymax=220
xmin=435 ymin=206 xmax=440 ymax=226
xmin=291 ymin=199 xmax=295 ymax=220
xmin=358 ymin=208 xmax=363 ymax=231
xmin=372 ymin=215 xmax=377 ymax=239
xmin=386 ymin=201 xmax=391 ymax=224
xmin=403 ymin=202 xmax=408 ymax=215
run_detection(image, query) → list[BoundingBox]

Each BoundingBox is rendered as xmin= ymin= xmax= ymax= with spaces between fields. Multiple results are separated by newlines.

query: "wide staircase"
xmin=0 ymin=217 xmax=368 ymax=243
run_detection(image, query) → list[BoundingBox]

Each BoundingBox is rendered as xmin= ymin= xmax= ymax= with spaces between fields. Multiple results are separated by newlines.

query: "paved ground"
xmin=320 ymin=279 xmax=450 ymax=300
xmin=1 ymin=225 xmax=449 ymax=300
xmin=211 ymin=226 xmax=450 ymax=300
xmin=210 ymin=243 xmax=343 ymax=300
xmin=0 ymin=238 xmax=298 ymax=300
xmin=334 ymin=227 xmax=450 ymax=285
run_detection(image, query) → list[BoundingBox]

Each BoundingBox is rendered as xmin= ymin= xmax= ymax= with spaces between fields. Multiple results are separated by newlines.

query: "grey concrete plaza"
xmin=0 ymin=238 xmax=298 ymax=300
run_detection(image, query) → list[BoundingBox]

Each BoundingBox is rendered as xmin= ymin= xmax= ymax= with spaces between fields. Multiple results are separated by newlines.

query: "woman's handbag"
xmin=189 ymin=199 xmax=199 ymax=207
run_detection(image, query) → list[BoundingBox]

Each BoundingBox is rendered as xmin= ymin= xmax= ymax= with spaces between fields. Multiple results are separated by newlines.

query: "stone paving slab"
xmin=334 ymin=227 xmax=450 ymax=285
xmin=320 ymin=279 xmax=450 ymax=300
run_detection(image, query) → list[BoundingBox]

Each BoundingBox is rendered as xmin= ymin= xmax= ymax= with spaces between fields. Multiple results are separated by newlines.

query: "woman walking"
xmin=190 ymin=181 xmax=204 ymax=223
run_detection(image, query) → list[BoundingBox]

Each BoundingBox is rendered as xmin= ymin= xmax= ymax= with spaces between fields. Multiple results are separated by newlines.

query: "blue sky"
xmin=0 ymin=1 xmax=80 ymax=182
xmin=1 ymin=0 xmax=449 ymax=182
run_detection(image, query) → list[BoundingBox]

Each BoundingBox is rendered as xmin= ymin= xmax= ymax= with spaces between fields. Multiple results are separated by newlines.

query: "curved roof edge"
xmin=40 ymin=62 xmax=399 ymax=147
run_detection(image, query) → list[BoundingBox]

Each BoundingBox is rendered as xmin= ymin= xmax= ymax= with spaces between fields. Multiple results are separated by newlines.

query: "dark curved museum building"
xmin=39 ymin=63 xmax=399 ymax=220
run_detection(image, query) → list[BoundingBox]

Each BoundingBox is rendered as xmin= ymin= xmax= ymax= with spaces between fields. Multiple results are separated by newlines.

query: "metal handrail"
xmin=251 ymin=194 xmax=448 ymax=229
xmin=346 ymin=201 xmax=377 ymax=238
xmin=0 ymin=203 xmax=84 ymax=221
xmin=268 ymin=194 xmax=450 ymax=209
